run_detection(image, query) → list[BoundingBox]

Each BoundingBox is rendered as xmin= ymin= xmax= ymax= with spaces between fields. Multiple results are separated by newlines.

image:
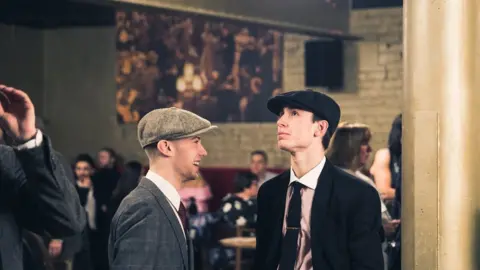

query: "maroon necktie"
xmin=178 ymin=202 xmax=189 ymax=233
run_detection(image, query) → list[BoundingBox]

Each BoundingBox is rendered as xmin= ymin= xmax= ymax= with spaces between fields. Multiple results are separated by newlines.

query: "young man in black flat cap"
xmin=254 ymin=90 xmax=384 ymax=270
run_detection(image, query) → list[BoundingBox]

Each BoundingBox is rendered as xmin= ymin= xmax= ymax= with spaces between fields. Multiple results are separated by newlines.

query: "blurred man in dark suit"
xmin=33 ymin=116 xmax=88 ymax=270
xmin=0 ymin=84 xmax=86 ymax=270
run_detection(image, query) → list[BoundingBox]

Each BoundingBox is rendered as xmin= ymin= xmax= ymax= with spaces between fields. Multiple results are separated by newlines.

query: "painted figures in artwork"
xmin=115 ymin=10 xmax=283 ymax=123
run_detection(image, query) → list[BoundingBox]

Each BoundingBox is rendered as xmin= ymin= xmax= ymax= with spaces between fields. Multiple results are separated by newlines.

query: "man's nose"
xmin=277 ymin=114 xmax=287 ymax=127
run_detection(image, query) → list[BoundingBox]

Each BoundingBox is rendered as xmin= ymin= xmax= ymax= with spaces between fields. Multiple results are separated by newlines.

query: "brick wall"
xmin=200 ymin=7 xmax=403 ymax=168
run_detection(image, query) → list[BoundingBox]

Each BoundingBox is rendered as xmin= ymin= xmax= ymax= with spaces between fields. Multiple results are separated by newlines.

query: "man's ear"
xmin=314 ymin=120 xmax=329 ymax=137
xmin=157 ymin=140 xmax=174 ymax=157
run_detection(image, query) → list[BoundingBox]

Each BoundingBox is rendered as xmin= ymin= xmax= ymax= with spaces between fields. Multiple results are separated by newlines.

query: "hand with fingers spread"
xmin=0 ymin=85 xmax=37 ymax=142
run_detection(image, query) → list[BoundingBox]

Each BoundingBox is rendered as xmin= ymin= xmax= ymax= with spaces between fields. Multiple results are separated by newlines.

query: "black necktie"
xmin=279 ymin=181 xmax=303 ymax=270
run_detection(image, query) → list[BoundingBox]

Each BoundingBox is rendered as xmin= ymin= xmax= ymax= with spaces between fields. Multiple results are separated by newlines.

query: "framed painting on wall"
xmin=115 ymin=7 xmax=283 ymax=124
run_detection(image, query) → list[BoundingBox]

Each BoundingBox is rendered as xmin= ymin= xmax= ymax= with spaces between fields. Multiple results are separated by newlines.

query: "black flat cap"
xmin=267 ymin=89 xmax=341 ymax=135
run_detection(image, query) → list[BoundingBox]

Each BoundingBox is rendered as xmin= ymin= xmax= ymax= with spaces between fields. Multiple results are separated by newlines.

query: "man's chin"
xmin=183 ymin=172 xmax=199 ymax=182
xmin=278 ymin=142 xmax=292 ymax=152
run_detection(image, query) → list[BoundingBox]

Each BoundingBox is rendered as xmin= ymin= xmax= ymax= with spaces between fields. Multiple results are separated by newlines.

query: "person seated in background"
xmin=179 ymin=172 xmax=213 ymax=215
xmin=208 ymin=172 xmax=258 ymax=269
xmin=249 ymin=150 xmax=277 ymax=188
xmin=219 ymin=172 xmax=258 ymax=229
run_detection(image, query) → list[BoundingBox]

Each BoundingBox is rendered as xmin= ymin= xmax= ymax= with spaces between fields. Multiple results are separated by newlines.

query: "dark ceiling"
xmin=352 ymin=0 xmax=403 ymax=9
xmin=0 ymin=0 xmax=115 ymax=29
xmin=0 ymin=0 xmax=403 ymax=29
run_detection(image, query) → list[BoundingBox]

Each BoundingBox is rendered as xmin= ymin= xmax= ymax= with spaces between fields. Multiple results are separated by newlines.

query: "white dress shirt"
xmin=278 ymin=156 xmax=325 ymax=270
xmin=14 ymin=129 xmax=43 ymax=150
xmin=145 ymin=170 xmax=186 ymax=236
xmin=289 ymin=156 xmax=326 ymax=189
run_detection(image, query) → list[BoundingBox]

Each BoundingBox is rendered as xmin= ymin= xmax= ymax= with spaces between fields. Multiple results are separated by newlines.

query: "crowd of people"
xmin=0 ymin=83 xmax=403 ymax=270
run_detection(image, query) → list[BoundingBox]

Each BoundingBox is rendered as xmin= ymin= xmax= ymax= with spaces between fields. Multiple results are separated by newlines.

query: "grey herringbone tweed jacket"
xmin=109 ymin=177 xmax=193 ymax=270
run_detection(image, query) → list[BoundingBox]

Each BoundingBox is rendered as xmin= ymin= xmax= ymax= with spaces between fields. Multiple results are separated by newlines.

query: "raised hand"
xmin=0 ymin=85 xmax=36 ymax=142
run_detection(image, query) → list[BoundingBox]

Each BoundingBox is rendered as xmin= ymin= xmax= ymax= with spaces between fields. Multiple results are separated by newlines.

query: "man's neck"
xmin=290 ymin=148 xmax=325 ymax=179
xmin=149 ymin=163 xmax=182 ymax=190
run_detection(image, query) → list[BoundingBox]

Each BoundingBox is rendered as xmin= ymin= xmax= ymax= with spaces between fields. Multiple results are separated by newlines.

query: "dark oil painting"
xmin=115 ymin=7 xmax=283 ymax=124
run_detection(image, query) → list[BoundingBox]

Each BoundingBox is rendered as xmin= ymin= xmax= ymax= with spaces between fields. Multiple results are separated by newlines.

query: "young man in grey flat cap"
xmin=254 ymin=90 xmax=384 ymax=270
xmin=109 ymin=107 xmax=217 ymax=270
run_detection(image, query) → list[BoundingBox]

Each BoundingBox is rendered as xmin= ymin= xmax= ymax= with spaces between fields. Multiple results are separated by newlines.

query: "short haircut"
xmin=250 ymin=150 xmax=268 ymax=163
xmin=312 ymin=114 xmax=331 ymax=150
xmin=234 ymin=172 xmax=258 ymax=192
xmin=74 ymin=153 xmax=96 ymax=170
xmin=144 ymin=143 xmax=159 ymax=159
xmin=99 ymin=147 xmax=117 ymax=159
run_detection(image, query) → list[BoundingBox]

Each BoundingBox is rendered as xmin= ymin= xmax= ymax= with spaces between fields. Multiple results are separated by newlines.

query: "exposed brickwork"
xmin=201 ymin=7 xmax=403 ymax=168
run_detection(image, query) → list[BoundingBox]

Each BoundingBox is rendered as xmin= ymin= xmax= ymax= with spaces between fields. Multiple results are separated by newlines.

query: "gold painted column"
xmin=403 ymin=0 xmax=479 ymax=269
xmin=474 ymin=4 xmax=480 ymax=269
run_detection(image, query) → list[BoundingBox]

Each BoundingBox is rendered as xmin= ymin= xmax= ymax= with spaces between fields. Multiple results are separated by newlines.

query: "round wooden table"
xmin=220 ymin=237 xmax=256 ymax=270
xmin=219 ymin=236 xmax=256 ymax=249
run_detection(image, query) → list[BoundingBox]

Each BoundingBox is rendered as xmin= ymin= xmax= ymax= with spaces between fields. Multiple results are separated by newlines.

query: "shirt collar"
xmin=289 ymin=156 xmax=326 ymax=190
xmin=146 ymin=170 xmax=181 ymax=211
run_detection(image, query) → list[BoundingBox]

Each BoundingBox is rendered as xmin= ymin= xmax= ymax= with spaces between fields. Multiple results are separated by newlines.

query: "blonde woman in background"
xmin=326 ymin=122 xmax=400 ymax=270
xmin=179 ymin=173 xmax=213 ymax=214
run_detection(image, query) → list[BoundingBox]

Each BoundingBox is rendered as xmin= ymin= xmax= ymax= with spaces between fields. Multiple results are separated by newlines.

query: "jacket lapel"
xmin=139 ymin=178 xmax=188 ymax=269
xmin=273 ymin=171 xmax=290 ymax=225
xmin=269 ymin=171 xmax=290 ymax=262
xmin=311 ymin=159 xmax=336 ymax=267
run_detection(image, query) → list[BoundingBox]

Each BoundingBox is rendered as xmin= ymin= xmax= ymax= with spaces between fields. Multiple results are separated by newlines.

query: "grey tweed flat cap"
xmin=137 ymin=107 xmax=218 ymax=148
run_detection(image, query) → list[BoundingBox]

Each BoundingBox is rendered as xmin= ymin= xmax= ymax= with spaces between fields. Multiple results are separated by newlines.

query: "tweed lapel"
xmin=138 ymin=177 xmax=188 ymax=268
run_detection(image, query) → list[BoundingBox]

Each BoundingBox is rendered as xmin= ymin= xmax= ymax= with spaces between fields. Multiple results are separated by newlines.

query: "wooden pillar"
xmin=403 ymin=1 xmax=479 ymax=269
